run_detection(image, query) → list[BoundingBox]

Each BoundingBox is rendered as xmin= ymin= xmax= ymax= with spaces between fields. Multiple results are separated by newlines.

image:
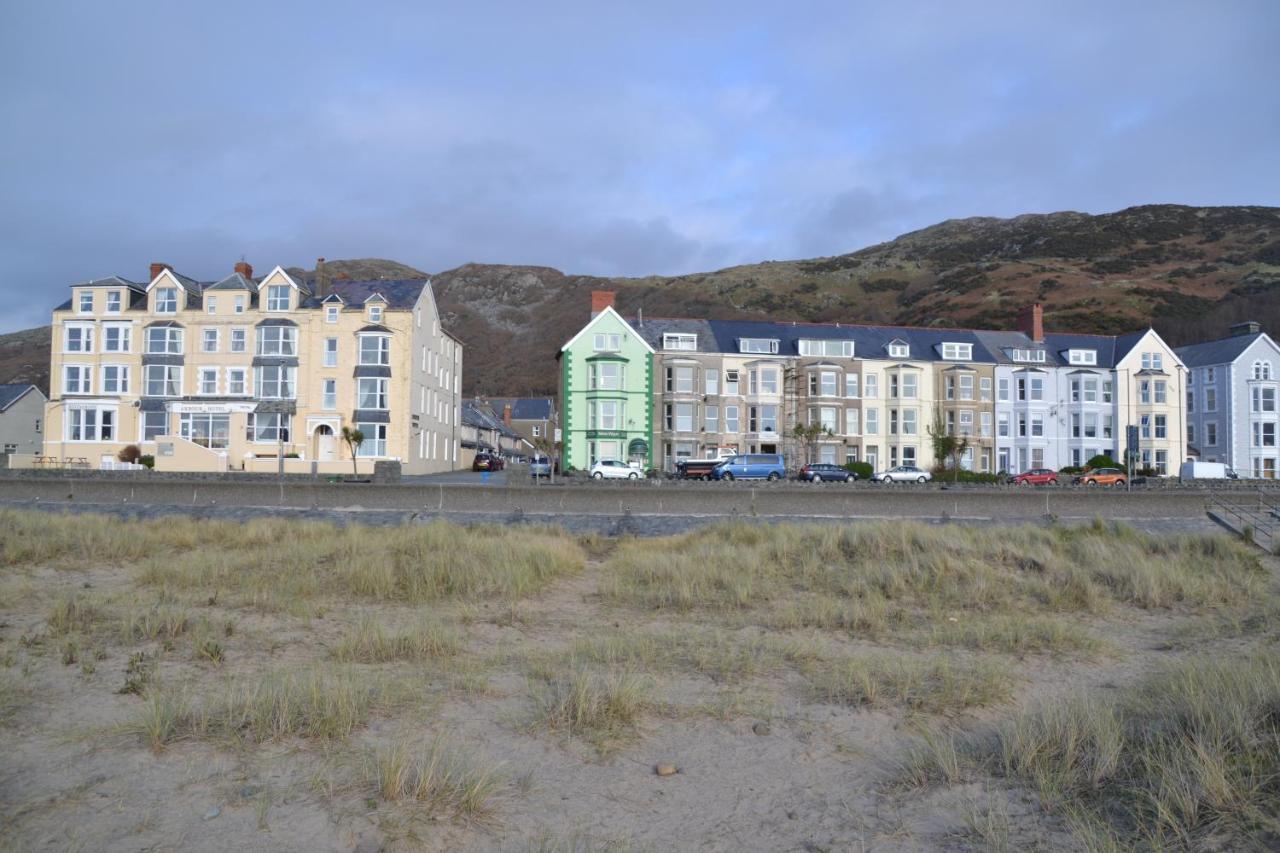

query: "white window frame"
xmin=887 ymin=342 xmax=909 ymax=358
xmin=227 ymin=368 xmax=248 ymax=396
xmin=355 ymin=422 xmax=387 ymax=456
xmin=230 ymin=327 xmax=247 ymax=353
xmin=257 ymin=326 xmax=298 ymax=356
xmin=64 ymin=405 xmax=117 ymax=442
xmin=941 ymin=342 xmax=972 ymax=361
xmin=145 ymin=327 xmax=183 ymax=354
xmin=738 ymin=338 xmax=779 ymax=354
xmin=100 ymin=364 xmax=130 ymax=395
xmin=324 ymin=337 xmax=339 ymax=367
xmin=144 ymin=365 xmax=181 ymax=397
xmin=357 ymin=377 xmax=389 ymax=410
xmin=206 ymin=297 xmax=217 ymax=315
xmin=368 ymin=304 xmax=384 ymax=323
xmin=255 ymin=365 xmax=297 ymax=400
xmin=140 ymin=411 xmax=167 ymax=441
xmin=234 ymin=295 xmax=246 ymax=314
xmin=326 ymin=305 xmax=339 ymax=323
xmin=64 ymin=323 xmax=94 ymax=354
xmin=663 ymin=333 xmax=697 ymax=351
xmin=266 ymin=285 xmax=291 ymax=312
xmin=197 ymin=367 xmax=219 ymax=396
xmin=322 ymin=378 xmax=337 ymax=409
xmin=77 ymin=291 xmax=94 ymax=314
xmin=799 ymin=339 xmax=853 ymax=358
xmin=358 ymin=334 xmax=391 ymax=366
xmin=102 ymin=323 xmax=132 ymax=353
xmin=154 ymin=287 xmax=178 ymax=314
xmin=63 ymin=364 xmax=92 ymax=395
xmin=1068 ymin=349 xmax=1097 ymax=366
xmin=105 ymin=291 xmax=122 ymax=314
xmin=201 ymin=328 xmax=219 ymax=353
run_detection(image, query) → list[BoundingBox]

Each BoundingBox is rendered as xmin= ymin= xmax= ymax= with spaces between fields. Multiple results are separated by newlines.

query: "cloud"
xmin=0 ymin=1 xmax=1276 ymax=332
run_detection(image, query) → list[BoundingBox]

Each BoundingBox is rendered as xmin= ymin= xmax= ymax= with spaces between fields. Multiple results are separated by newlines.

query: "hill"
xmin=6 ymin=204 xmax=1278 ymax=397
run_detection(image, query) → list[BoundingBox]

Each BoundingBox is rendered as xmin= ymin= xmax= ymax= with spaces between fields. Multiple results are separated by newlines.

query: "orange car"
xmin=1072 ymin=467 xmax=1127 ymax=487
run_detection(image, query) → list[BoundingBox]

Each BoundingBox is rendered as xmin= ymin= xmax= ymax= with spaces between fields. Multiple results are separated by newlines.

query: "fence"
xmin=1205 ymin=492 xmax=1280 ymax=551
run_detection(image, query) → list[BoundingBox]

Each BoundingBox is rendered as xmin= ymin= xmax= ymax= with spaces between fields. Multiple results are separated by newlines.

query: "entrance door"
xmin=314 ymin=425 xmax=336 ymax=461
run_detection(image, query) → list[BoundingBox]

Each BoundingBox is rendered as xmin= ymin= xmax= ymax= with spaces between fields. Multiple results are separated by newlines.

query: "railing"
xmin=1206 ymin=491 xmax=1280 ymax=550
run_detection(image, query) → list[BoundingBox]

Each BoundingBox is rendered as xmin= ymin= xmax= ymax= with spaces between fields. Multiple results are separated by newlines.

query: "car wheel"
xmin=1114 ymin=480 xmax=1125 ymax=488
xmin=1018 ymin=479 xmax=1029 ymax=486
xmin=593 ymin=472 xmax=604 ymax=480
xmin=722 ymin=471 xmax=734 ymax=481
xmin=1049 ymin=478 xmax=1058 ymax=485
xmin=917 ymin=476 xmax=927 ymax=483
xmin=628 ymin=472 xmax=639 ymax=480
xmin=845 ymin=474 xmax=854 ymax=483
xmin=767 ymin=472 xmax=780 ymax=481
xmin=1086 ymin=479 xmax=1097 ymax=486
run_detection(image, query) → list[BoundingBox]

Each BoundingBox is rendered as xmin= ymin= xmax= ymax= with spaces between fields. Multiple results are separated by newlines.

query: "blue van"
xmin=711 ymin=453 xmax=786 ymax=481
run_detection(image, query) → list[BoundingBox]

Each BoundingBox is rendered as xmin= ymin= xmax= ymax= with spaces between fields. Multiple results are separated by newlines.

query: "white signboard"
xmin=169 ymin=402 xmax=257 ymax=414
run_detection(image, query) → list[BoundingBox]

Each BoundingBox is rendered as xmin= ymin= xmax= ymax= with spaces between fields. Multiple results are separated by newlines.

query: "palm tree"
xmin=340 ymin=426 xmax=364 ymax=479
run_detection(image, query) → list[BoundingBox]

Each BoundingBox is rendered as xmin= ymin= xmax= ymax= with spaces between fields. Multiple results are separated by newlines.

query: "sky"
xmin=1 ymin=1 xmax=1277 ymax=332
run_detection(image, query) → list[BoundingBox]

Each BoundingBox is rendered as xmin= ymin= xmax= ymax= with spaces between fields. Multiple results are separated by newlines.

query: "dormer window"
xmin=326 ymin=306 xmax=339 ymax=324
xmin=368 ymin=305 xmax=383 ymax=323
xmin=206 ymin=297 xmax=217 ymax=315
xmin=663 ymin=333 xmax=697 ymax=351
xmin=105 ymin=291 xmax=121 ymax=314
xmin=799 ymin=339 xmax=854 ymax=358
xmin=77 ymin=292 xmax=93 ymax=313
xmin=739 ymin=338 xmax=779 ymax=354
xmin=1068 ymin=349 xmax=1097 ymax=366
xmin=155 ymin=287 xmax=178 ymax=314
xmin=941 ymin=342 xmax=972 ymax=361
xmin=234 ymin=296 xmax=246 ymax=314
xmin=888 ymin=341 xmax=909 ymax=358
xmin=1011 ymin=348 xmax=1045 ymax=363
xmin=266 ymin=285 xmax=290 ymax=312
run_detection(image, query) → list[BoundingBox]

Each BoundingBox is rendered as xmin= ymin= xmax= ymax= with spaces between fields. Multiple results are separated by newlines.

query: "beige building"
xmin=41 ymin=261 xmax=462 ymax=474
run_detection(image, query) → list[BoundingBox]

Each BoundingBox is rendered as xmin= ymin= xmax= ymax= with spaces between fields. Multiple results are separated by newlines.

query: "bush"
xmin=1058 ymin=465 xmax=1084 ymax=475
xmin=1085 ymin=454 xmax=1122 ymax=470
xmin=117 ymin=445 xmax=142 ymax=464
xmin=138 ymin=455 xmax=155 ymax=469
xmin=930 ymin=468 xmax=1002 ymax=484
xmin=843 ymin=461 xmax=874 ymax=480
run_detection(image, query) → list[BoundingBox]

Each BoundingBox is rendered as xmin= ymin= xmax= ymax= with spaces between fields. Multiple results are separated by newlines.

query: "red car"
xmin=1009 ymin=468 xmax=1059 ymax=486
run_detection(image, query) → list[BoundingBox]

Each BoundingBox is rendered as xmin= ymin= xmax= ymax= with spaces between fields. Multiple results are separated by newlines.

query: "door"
xmin=315 ymin=425 xmax=336 ymax=461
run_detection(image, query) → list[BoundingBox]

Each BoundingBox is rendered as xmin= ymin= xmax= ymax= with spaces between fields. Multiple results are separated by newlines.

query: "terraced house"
xmin=558 ymin=294 xmax=1187 ymax=476
xmin=1176 ymin=322 xmax=1280 ymax=478
xmin=39 ymin=261 xmax=462 ymax=474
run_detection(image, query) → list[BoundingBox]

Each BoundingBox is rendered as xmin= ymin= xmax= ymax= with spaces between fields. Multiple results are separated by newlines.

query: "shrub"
xmin=930 ymin=468 xmax=1002 ymax=484
xmin=138 ymin=455 xmax=155 ymax=469
xmin=117 ymin=444 xmax=142 ymax=464
xmin=843 ymin=461 xmax=874 ymax=480
xmin=1058 ymin=465 xmax=1084 ymax=475
xmin=1085 ymin=454 xmax=1122 ymax=470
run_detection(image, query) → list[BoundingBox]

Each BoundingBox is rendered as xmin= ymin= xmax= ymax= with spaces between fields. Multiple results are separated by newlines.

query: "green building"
xmin=557 ymin=292 xmax=654 ymax=471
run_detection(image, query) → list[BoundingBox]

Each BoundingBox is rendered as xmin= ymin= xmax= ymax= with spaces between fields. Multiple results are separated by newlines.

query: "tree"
xmin=927 ymin=409 xmax=970 ymax=482
xmin=792 ymin=422 xmax=833 ymax=465
xmin=340 ymin=427 xmax=364 ymax=478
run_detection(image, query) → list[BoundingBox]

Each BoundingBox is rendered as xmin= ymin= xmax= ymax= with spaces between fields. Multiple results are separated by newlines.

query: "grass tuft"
xmin=332 ymin=615 xmax=462 ymax=663
xmin=532 ymin=666 xmax=651 ymax=741
xmin=367 ymin=737 xmax=501 ymax=819
xmin=810 ymin=654 xmax=1015 ymax=714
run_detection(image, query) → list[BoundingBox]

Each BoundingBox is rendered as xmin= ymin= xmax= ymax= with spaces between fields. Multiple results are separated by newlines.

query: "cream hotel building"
xmin=40 ymin=261 xmax=462 ymax=474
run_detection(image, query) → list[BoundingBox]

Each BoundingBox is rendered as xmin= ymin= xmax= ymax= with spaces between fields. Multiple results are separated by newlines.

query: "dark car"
xmin=472 ymin=452 xmax=498 ymax=472
xmin=798 ymin=463 xmax=856 ymax=483
xmin=1009 ymin=468 xmax=1059 ymax=486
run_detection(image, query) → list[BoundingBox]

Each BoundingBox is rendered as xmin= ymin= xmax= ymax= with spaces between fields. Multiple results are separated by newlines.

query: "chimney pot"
xmin=590 ymin=290 xmax=616 ymax=318
xmin=503 ymin=404 xmax=513 ymax=425
xmin=1017 ymin=303 xmax=1044 ymax=343
xmin=234 ymin=260 xmax=253 ymax=279
xmin=149 ymin=262 xmax=171 ymax=281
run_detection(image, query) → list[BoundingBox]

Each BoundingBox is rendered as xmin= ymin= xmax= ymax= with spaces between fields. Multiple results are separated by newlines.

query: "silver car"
xmin=872 ymin=465 xmax=933 ymax=484
xmin=589 ymin=459 xmax=642 ymax=480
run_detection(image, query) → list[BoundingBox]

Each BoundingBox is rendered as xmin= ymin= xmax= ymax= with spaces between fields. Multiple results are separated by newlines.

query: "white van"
xmin=1179 ymin=460 xmax=1239 ymax=480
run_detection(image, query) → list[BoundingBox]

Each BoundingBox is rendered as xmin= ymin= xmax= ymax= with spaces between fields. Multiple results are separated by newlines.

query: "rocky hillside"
xmin=6 ymin=204 xmax=1278 ymax=397
xmin=0 ymin=326 xmax=51 ymax=393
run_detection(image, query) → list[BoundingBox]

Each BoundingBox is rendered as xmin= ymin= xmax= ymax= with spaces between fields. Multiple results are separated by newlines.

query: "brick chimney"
xmin=149 ymin=262 xmax=171 ymax=281
xmin=590 ymin=290 xmax=615 ymax=318
xmin=315 ymin=257 xmax=328 ymax=299
xmin=234 ymin=260 xmax=253 ymax=279
xmin=1017 ymin=303 xmax=1044 ymax=343
xmin=503 ymin=404 xmax=513 ymax=425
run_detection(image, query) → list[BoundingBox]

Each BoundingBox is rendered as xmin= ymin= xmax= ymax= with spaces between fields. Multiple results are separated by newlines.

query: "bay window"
xmin=255 ymin=366 xmax=296 ymax=399
xmin=356 ymin=423 xmax=388 ymax=456
xmin=66 ymin=406 xmax=115 ymax=441
xmin=359 ymin=334 xmax=390 ymax=365
xmin=248 ymin=413 xmax=290 ymax=443
xmin=257 ymin=326 xmax=297 ymax=356
xmin=180 ymin=413 xmax=230 ymax=449
xmin=144 ymin=365 xmax=181 ymax=397
xmin=146 ymin=327 xmax=183 ymax=354
xmin=358 ymin=377 xmax=389 ymax=409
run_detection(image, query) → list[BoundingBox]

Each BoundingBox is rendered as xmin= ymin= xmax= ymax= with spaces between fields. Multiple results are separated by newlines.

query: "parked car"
xmin=711 ymin=453 xmax=786 ymax=481
xmin=1009 ymin=468 xmax=1060 ymax=486
xmin=872 ymin=465 xmax=932 ymax=484
xmin=1179 ymin=460 xmax=1238 ymax=480
xmin=472 ymin=452 xmax=498 ymax=472
xmin=529 ymin=454 xmax=552 ymax=479
xmin=798 ymin=463 xmax=856 ymax=483
xmin=589 ymin=459 xmax=641 ymax=480
xmin=1073 ymin=467 xmax=1127 ymax=487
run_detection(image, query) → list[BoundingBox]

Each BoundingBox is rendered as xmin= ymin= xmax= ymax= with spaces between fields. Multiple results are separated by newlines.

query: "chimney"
xmin=1230 ymin=320 xmax=1261 ymax=337
xmin=1017 ymin=303 xmax=1044 ymax=343
xmin=590 ymin=290 xmax=615 ymax=318
xmin=234 ymin=260 xmax=253 ymax=279
xmin=503 ymin=404 xmax=513 ymax=425
xmin=149 ymin=262 xmax=171 ymax=281
xmin=315 ymin=257 xmax=328 ymax=299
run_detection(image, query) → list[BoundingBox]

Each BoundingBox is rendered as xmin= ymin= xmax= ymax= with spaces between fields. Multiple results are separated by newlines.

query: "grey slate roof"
xmin=462 ymin=401 xmax=522 ymax=439
xmin=0 ymin=383 xmax=43 ymax=412
xmin=299 ymin=280 xmax=428 ymax=310
xmin=484 ymin=397 xmax=554 ymax=420
xmin=627 ymin=316 xmax=1157 ymax=369
xmin=205 ymin=273 xmax=256 ymax=291
xmin=1174 ymin=332 xmax=1265 ymax=367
